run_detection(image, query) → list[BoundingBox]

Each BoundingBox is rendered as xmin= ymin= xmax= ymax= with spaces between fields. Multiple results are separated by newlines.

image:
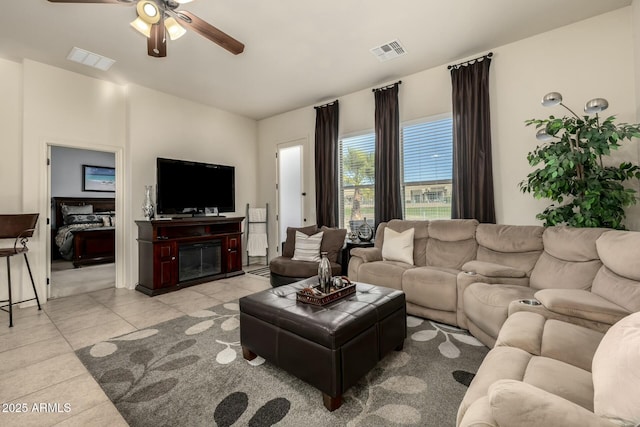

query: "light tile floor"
xmin=0 ymin=271 xmax=271 ymax=427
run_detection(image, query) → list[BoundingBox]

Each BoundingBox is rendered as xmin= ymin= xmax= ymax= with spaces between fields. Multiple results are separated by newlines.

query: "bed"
xmin=52 ymin=197 xmax=115 ymax=268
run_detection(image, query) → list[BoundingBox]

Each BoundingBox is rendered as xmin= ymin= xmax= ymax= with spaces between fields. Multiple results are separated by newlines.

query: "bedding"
xmin=52 ymin=197 xmax=116 ymax=266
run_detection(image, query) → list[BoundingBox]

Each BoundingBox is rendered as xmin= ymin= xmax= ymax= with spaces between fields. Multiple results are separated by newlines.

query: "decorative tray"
xmin=296 ymin=278 xmax=356 ymax=306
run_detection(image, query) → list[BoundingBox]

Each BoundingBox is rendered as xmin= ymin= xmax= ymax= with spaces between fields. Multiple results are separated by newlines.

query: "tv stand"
xmin=135 ymin=217 xmax=244 ymax=296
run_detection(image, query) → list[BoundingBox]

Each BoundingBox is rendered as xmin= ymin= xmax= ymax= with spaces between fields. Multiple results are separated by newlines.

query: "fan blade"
xmin=148 ymin=20 xmax=167 ymax=57
xmin=48 ymin=0 xmax=135 ymax=4
xmin=175 ymin=11 xmax=244 ymax=55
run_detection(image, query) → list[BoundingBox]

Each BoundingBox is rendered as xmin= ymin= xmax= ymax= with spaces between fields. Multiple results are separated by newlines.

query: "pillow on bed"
xmin=65 ymin=213 xmax=105 ymax=225
xmin=61 ymin=204 xmax=93 ymax=224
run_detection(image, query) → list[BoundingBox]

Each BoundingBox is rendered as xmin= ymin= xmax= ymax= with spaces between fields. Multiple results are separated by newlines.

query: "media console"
xmin=135 ymin=217 xmax=244 ymax=296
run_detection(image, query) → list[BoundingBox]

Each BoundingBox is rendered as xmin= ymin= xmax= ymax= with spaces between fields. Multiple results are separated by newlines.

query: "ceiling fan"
xmin=48 ymin=0 xmax=245 ymax=58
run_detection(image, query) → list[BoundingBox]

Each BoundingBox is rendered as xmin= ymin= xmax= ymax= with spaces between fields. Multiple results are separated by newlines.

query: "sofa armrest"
xmin=462 ymin=260 xmax=527 ymax=278
xmin=350 ymin=247 xmax=382 ymax=263
xmin=489 ymin=380 xmax=615 ymax=427
xmin=534 ymin=289 xmax=629 ymax=326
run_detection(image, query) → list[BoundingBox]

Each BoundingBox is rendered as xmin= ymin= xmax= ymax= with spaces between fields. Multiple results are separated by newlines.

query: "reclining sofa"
xmin=348 ymin=219 xmax=640 ymax=347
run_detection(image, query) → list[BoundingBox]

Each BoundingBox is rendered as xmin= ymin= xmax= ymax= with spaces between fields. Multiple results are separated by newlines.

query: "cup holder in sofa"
xmin=518 ymin=299 xmax=541 ymax=306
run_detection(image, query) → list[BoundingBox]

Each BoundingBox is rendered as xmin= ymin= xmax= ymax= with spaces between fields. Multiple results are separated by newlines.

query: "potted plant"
xmin=519 ymin=92 xmax=640 ymax=229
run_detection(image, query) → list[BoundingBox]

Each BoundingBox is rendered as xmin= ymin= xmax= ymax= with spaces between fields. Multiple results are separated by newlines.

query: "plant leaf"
xmin=167 ymin=339 xmax=197 ymax=355
xmin=410 ymin=329 xmax=437 ymax=342
xmin=100 ymin=367 xmax=134 ymax=384
xmin=122 ymin=378 xmax=178 ymax=403
xmin=372 ymin=404 xmax=421 ymax=424
xmin=451 ymin=333 xmax=484 ymax=347
xmin=185 ymin=319 xmax=214 ymax=335
xmin=216 ymin=347 xmax=237 ymax=365
xmin=379 ymin=375 xmax=427 ymax=394
xmin=152 ymin=355 xmax=200 ymax=371
xmin=438 ymin=340 xmax=460 ymax=358
xmin=130 ymin=349 xmax=154 ymax=365
xmin=221 ymin=317 xmax=240 ymax=331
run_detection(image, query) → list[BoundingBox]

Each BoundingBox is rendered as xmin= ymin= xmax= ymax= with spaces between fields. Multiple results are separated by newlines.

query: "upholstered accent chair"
xmin=269 ymin=225 xmax=347 ymax=287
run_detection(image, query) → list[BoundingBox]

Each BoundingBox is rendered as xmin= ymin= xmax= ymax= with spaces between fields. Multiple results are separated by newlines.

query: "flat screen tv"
xmin=156 ymin=157 xmax=235 ymax=216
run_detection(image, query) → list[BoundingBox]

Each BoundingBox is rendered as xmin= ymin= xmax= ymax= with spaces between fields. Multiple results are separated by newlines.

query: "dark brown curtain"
xmin=450 ymin=57 xmax=496 ymax=223
xmin=374 ymin=83 xmax=402 ymax=228
xmin=314 ymin=101 xmax=339 ymax=227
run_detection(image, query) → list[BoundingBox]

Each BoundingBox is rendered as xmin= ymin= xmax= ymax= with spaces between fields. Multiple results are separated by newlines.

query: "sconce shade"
xmin=165 ymin=16 xmax=187 ymax=40
xmin=584 ymin=98 xmax=609 ymax=114
xmin=130 ymin=17 xmax=152 ymax=38
xmin=536 ymin=128 xmax=552 ymax=141
xmin=542 ymin=92 xmax=563 ymax=107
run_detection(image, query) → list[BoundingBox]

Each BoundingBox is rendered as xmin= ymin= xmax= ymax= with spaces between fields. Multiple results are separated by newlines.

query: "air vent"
xmin=370 ymin=39 xmax=407 ymax=62
xmin=67 ymin=47 xmax=115 ymax=71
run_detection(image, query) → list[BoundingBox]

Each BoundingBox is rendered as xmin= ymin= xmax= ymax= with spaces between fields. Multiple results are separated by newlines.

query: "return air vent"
xmin=370 ymin=39 xmax=407 ymax=62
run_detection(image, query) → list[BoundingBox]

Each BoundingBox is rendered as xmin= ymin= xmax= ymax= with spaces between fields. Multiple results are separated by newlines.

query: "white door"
xmin=277 ymin=140 xmax=305 ymax=250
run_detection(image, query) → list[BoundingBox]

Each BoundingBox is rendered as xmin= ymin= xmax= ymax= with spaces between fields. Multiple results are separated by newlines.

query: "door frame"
xmin=276 ymin=138 xmax=307 ymax=250
xmin=44 ymin=140 xmax=125 ymax=299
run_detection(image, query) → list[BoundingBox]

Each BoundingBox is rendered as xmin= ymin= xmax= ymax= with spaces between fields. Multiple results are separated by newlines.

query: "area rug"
xmin=76 ymin=302 xmax=488 ymax=426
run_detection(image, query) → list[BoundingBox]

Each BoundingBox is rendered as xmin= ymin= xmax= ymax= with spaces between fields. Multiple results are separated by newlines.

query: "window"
xmin=339 ymin=132 xmax=375 ymax=234
xmin=402 ymin=117 xmax=453 ymax=220
xmin=338 ymin=115 xmax=453 ymax=233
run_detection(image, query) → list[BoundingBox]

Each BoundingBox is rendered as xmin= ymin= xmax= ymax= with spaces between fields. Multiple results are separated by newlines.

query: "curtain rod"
xmin=314 ymin=99 xmax=339 ymax=109
xmin=372 ymin=80 xmax=402 ymax=92
xmin=447 ymin=52 xmax=493 ymax=70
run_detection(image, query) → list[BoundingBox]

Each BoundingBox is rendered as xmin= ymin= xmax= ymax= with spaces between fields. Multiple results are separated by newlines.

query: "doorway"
xmin=48 ymin=145 xmax=117 ymax=299
xmin=276 ymin=140 xmax=305 ymax=249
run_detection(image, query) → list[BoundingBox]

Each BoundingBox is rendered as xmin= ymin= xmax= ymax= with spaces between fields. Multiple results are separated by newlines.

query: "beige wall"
xmin=127 ymin=85 xmax=258 ymax=284
xmin=258 ymin=7 xmax=640 ymax=262
xmin=1 ymin=59 xmax=258 ymax=304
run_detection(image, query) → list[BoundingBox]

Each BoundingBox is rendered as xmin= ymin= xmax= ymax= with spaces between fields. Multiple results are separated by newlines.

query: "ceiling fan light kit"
xmin=130 ymin=16 xmax=152 ymax=38
xmin=48 ymin=0 xmax=244 ymax=57
xmin=164 ymin=16 xmax=186 ymax=40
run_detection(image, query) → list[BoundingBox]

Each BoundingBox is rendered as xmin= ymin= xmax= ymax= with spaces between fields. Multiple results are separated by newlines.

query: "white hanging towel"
xmin=247 ymin=208 xmax=268 ymax=256
xmin=249 ymin=208 xmax=267 ymax=222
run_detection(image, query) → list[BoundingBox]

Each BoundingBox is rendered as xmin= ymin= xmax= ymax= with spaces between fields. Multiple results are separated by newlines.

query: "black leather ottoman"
xmin=239 ymin=278 xmax=406 ymax=411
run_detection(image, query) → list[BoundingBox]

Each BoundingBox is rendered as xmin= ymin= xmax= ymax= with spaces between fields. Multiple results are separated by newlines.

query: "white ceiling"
xmin=0 ymin=0 xmax=632 ymax=120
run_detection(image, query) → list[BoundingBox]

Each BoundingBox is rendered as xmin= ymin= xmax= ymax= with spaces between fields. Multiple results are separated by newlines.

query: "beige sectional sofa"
xmin=348 ymin=219 xmax=640 ymax=425
xmin=457 ymin=310 xmax=640 ymax=426
xmin=348 ymin=219 xmax=640 ymax=347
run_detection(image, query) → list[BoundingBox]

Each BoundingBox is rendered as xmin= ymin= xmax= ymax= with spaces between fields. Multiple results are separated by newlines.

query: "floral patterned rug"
xmin=76 ymin=302 xmax=488 ymax=426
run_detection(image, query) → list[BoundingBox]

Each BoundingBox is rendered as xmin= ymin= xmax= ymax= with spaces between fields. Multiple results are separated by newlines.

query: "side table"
xmin=342 ymin=239 xmax=375 ymax=271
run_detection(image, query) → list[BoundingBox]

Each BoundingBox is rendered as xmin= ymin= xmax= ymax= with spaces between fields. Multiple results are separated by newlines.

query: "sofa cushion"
xmin=269 ymin=256 xmax=341 ymax=278
xmin=381 ymin=227 xmax=415 ymax=265
xmin=534 ymin=288 xmax=630 ymax=325
xmin=529 ymin=226 xmax=606 ymax=291
xmin=523 ymin=356 xmax=594 ymax=411
xmin=591 ymin=230 xmax=640 ymax=314
xmin=292 ymin=231 xmax=323 ymax=262
xmin=592 ymin=312 xmax=640 ymax=426
xmin=319 ymin=226 xmax=347 ymax=263
xmin=426 ymin=220 xmax=478 ymax=269
xmin=355 ymin=260 xmax=412 ymax=291
xmin=402 ymin=266 xmax=458 ymax=312
xmin=475 ymin=224 xmax=544 ymax=275
xmin=464 ymin=283 xmax=536 ymax=344
xmin=283 ymin=225 xmax=318 ymax=257
xmin=462 ymin=260 xmax=526 ymax=278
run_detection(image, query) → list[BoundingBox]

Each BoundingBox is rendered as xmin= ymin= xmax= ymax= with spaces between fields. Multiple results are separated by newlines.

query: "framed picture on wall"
xmin=82 ymin=165 xmax=115 ymax=192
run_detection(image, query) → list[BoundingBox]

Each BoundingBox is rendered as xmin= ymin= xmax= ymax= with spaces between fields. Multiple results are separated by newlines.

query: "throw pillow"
xmin=292 ymin=231 xmax=324 ymax=262
xmin=64 ymin=213 xmax=105 ymax=225
xmin=592 ymin=311 xmax=640 ymax=426
xmin=382 ymin=227 xmax=415 ymax=265
xmin=320 ymin=226 xmax=347 ymax=263
xmin=283 ymin=225 xmax=318 ymax=258
xmin=61 ymin=204 xmax=93 ymax=224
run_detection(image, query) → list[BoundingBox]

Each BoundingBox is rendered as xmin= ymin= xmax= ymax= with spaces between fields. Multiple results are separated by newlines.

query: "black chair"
xmin=0 ymin=214 xmax=42 ymax=327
